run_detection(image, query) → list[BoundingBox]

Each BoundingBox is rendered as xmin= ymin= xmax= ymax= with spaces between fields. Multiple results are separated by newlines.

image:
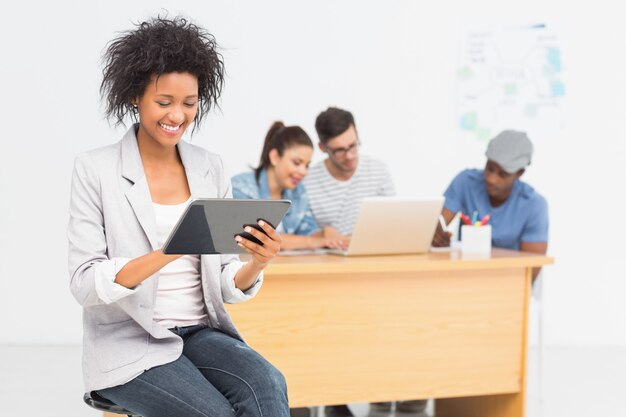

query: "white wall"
xmin=1 ymin=0 xmax=625 ymax=346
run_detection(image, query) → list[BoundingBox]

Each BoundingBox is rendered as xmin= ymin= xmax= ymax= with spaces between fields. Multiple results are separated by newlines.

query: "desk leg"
xmin=436 ymin=266 xmax=531 ymax=417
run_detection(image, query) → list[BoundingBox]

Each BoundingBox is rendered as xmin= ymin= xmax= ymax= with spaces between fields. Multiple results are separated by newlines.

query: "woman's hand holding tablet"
xmin=235 ymin=220 xmax=282 ymax=266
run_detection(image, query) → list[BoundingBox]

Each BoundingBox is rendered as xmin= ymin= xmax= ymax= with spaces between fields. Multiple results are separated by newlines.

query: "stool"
xmin=83 ymin=391 xmax=141 ymax=416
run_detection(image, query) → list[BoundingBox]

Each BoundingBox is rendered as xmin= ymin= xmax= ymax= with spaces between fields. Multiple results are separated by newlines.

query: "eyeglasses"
xmin=325 ymin=140 xmax=360 ymax=158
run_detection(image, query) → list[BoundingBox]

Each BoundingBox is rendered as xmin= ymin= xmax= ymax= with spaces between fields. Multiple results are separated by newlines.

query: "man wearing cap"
xmin=432 ymin=130 xmax=548 ymax=279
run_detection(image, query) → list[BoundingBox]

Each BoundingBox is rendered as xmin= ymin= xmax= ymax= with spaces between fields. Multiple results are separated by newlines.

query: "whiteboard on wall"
xmin=457 ymin=22 xmax=566 ymax=142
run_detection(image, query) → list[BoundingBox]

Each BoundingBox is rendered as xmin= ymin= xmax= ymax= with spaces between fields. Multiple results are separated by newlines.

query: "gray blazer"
xmin=68 ymin=126 xmax=260 ymax=392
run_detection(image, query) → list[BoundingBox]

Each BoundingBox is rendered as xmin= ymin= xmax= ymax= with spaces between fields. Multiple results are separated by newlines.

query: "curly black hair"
xmin=100 ymin=16 xmax=224 ymax=129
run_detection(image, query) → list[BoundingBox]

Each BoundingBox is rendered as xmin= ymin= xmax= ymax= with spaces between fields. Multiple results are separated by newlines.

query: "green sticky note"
xmin=504 ymin=83 xmax=518 ymax=96
xmin=460 ymin=112 xmax=478 ymax=130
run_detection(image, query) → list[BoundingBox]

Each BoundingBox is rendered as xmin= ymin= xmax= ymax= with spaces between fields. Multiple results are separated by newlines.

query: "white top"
xmin=70 ymin=126 xmax=264 ymax=392
xmin=303 ymin=155 xmax=396 ymax=235
xmin=93 ymin=209 xmax=261 ymax=308
xmin=152 ymin=198 xmax=208 ymax=328
xmin=91 ymin=194 xmax=261 ymax=329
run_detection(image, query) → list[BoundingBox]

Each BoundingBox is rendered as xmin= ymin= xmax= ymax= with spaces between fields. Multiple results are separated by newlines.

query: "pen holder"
xmin=461 ymin=225 xmax=492 ymax=255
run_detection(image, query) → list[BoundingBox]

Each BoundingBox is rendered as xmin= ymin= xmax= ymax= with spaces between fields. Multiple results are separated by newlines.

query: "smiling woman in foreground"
xmin=67 ymin=16 xmax=289 ymax=417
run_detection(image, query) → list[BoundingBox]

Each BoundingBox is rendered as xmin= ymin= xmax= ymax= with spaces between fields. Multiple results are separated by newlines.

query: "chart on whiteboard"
xmin=457 ymin=23 xmax=565 ymax=141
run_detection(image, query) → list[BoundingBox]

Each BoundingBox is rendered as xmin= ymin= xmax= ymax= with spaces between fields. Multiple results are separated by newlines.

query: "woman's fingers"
xmin=257 ymin=220 xmax=282 ymax=245
xmin=235 ymin=235 xmax=273 ymax=263
xmin=235 ymin=221 xmax=281 ymax=262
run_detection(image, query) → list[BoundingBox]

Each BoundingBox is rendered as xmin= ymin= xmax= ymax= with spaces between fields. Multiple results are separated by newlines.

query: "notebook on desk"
xmin=327 ymin=197 xmax=444 ymax=256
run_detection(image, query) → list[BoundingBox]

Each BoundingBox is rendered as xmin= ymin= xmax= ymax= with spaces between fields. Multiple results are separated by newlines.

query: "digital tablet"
xmin=162 ymin=198 xmax=291 ymax=255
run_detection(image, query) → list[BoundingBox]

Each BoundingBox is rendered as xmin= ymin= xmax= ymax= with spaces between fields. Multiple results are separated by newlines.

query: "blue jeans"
xmin=97 ymin=324 xmax=289 ymax=417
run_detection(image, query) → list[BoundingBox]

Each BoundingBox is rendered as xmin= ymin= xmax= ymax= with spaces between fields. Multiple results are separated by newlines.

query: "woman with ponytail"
xmin=232 ymin=122 xmax=348 ymax=250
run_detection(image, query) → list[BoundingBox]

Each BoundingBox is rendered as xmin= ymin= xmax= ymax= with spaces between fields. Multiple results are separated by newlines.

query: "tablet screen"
xmin=162 ymin=198 xmax=291 ymax=255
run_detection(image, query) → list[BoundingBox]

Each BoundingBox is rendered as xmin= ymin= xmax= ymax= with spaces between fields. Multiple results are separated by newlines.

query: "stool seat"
xmin=83 ymin=391 xmax=141 ymax=416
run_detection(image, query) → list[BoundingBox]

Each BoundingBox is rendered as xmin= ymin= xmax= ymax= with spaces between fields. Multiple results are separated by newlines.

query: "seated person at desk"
xmin=305 ymin=108 xmax=425 ymax=416
xmin=432 ymin=130 xmax=549 ymax=280
xmin=232 ymin=121 xmax=348 ymax=250
xmin=304 ymin=107 xmax=395 ymax=235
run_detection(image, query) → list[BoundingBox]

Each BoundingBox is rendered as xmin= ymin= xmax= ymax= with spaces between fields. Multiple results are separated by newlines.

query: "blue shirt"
xmin=443 ymin=169 xmax=548 ymax=250
xmin=231 ymin=170 xmax=320 ymax=236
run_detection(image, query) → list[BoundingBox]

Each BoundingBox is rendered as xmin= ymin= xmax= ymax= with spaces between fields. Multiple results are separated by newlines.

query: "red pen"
xmin=460 ymin=213 xmax=472 ymax=225
xmin=480 ymin=214 xmax=491 ymax=226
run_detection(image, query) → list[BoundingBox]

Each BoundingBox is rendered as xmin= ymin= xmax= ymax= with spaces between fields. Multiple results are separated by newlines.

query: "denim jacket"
xmin=231 ymin=170 xmax=319 ymax=236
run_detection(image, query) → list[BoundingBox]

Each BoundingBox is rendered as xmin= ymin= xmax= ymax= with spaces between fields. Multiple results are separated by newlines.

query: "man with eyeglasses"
xmin=304 ymin=107 xmax=395 ymax=242
xmin=303 ymin=107 xmax=406 ymax=417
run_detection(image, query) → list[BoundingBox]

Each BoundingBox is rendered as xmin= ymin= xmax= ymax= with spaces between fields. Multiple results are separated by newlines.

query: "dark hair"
xmin=254 ymin=122 xmax=313 ymax=182
xmin=314 ymin=107 xmax=356 ymax=144
xmin=100 ymin=16 xmax=224 ymax=130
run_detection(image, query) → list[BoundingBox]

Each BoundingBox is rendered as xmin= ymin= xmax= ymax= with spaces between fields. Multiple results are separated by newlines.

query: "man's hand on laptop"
xmin=431 ymin=222 xmax=451 ymax=247
xmin=324 ymin=235 xmax=351 ymax=250
xmin=322 ymin=227 xmax=350 ymax=250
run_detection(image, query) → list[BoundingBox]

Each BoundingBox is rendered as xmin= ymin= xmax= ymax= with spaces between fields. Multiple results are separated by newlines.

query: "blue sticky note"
xmin=551 ymin=80 xmax=565 ymax=97
xmin=460 ymin=113 xmax=477 ymax=130
xmin=547 ymin=48 xmax=562 ymax=72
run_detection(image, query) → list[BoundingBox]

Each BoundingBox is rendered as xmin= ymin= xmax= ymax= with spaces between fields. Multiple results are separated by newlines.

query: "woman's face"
xmin=270 ymin=145 xmax=314 ymax=190
xmin=135 ymin=72 xmax=199 ymax=148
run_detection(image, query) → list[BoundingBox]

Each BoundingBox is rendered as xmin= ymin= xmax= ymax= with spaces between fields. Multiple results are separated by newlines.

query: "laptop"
xmin=327 ymin=197 xmax=444 ymax=256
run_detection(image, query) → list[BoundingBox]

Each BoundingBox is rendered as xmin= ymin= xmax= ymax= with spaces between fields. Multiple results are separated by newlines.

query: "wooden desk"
xmin=103 ymin=249 xmax=551 ymax=417
xmin=226 ymin=249 xmax=553 ymax=417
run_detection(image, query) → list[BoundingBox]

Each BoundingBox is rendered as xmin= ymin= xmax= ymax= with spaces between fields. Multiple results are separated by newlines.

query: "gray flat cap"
xmin=485 ymin=130 xmax=533 ymax=174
